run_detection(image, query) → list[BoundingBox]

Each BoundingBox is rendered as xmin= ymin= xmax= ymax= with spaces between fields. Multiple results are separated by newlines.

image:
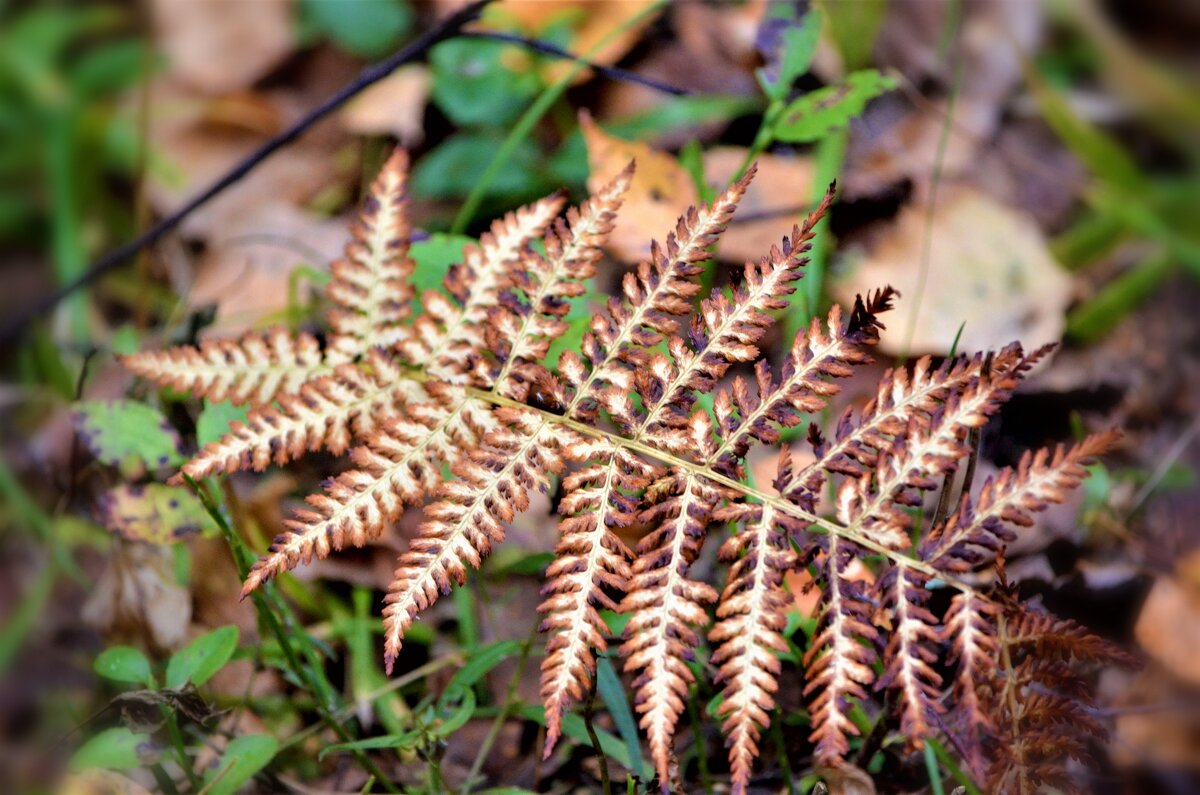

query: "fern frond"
xmin=708 ymin=499 xmax=798 ymax=795
xmin=121 ymin=328 xmax=325 ymax=407
xmin=239 ymin=386 xmax=496 ymax=595
xmin=876 ymin=565 xmax=943 ymax=747
xmin=382 ymin=409 xmax=574 ymax=670
xmin=325 ymin=149 xmax=416 ymax=363
xmin=805 ymin=535 xmax=879 ymax=765
xmin=922 ymin=430 xmax=1120 ymax=571
xmin=710 ymin=291 xmax=889 ymax=477
xmin=539 ymin=442 xmax=646 ymax=756
xmin=565 ymin=169 xmax=755 ymax=414
xmin=942 ymin=590 xmax=997 ymax=776
xmin=421 ymin=193 xmax=567 ymax=377
xmin=619 ymin=472 xmax=720 ymax=788
xmin=792 ymin=344 xmax=1022 ymax=493
xmin=175 ymin=351 xmax=422 ymax=483
xmin=490 ymin=166 xmax=633 ymax=393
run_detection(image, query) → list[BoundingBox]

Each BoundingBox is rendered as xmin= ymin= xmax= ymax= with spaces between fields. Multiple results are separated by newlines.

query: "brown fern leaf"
xmin=792 ymin=343 xmax=1023 ymax=494
xmin=175 ymin=350 xmax=421 ymax=484
xmin=921 ymin=430 xmax=1121 ymax=571
xmin=382 ymin=408 xmax=575 ymax=669
xmin=489 ymin=166 xmax=632 ymax=394
xmin=325 ymin=149 xmax=416 ymax=363
xmin=805 ymin=534 xmax=879 ymax=765
xmin=120 ymin=327 xmax=325 ymax=408
xmin=942 ymin=591 xmax=997 ymax=777
xmin=709 ymin=293 xmax=888 ymax=478
xmin=564 ymin=168 xmax=755 ymax=416
xmin=876 ymin=565 xmax=943 ymax=747
xmin=708 ymin=495 xmax=801 ymax=795
xmin=539 ymin=442 xmax=648 ymax=756
xmin=619 ymin=470 xmax=721 ymax=789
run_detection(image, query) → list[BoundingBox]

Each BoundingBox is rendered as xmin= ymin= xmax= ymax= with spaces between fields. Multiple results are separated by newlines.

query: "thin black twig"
xmin=462 ymin=30 xmax=689 ymax=96
xmin=1 ymin=0 xmax=490 ymax=343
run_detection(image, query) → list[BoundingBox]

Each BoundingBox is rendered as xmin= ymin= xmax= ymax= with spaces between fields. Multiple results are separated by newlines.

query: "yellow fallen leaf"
xmin=1135 ymin=550 xmax=1200 ymax=687
xmin=833 ymin=185 xmax=1071 ymax=356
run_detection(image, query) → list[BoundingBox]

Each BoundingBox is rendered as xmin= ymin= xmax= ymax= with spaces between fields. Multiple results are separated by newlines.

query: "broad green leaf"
xmin=73 ymin=400 xmax=182 ymax=477
xmin=517 ymin=704 xmax=650 ymax=779
xmin=609 ymin=95 xmax=764 ymax=139
xmin=302 ymin=0 xmax=412 ymax=58
xmin=202 ymin=734 xmax=277 ymax=795
xmin=319 ymin=731 xmax=420 ymax=760
xmin=69 ymin=727 xmax=150 ymax=772
xmin=195 ymin=400 xmax=250 ymax=448
xmin=772 ymin=69 xmax=897 ymax=143
xmin=757 ymin=8 xmax=824 ymax=101
xmin=99 ymin=483 xmax=215 ymax=543
xmin=413 ymin=133 xmax=545 ymax=200
xmin=439 ymin=639 xmax=521 ymax=706
xmin=166 ymin=626 xmax=238 ymax=690
xmin=430 ymin=38 xmax=541 ymax=127
xmin=94 ymin=646 xmax=153 ymax=685
xmin=818 ymin=0 xmax=888 ymax=71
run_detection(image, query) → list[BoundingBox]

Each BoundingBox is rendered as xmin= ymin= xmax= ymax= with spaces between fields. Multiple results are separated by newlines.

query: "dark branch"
xmin=461 ymin=31 xmax=689 ymax=96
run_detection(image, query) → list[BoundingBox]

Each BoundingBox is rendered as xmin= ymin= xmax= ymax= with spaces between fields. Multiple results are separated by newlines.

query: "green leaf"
xmin=410 ymin=233 xmax=473 ymax=296
xmin=94 ymin=646 xmax=153 ymax=685
xmin=596 ymin=655 xmax=644 ymax=776
xmin=430 ymin=38 xmax=541 ymax=127
xmin=439 ymin=639 xmax=521 ymax=706
xmin=1066 ymin=248 xmax=1174 ymax=341
xmin=319 ymin=731 xmax=420 ymax=760
xmin=73 ymin=400 xmax=183 ymax=477
xmin=202 ymin=734 xmax=277 ymax=795
xmin=434 ymin=687 xmax=477 ymax=738
xmin=757 ymin=8 xmax=824 ymax=101
xmin=772 ymin=69 xmax=897 ymax=143
xmin=609 ymin=95 xmax=764 ymax=139
xmin=413 ymin=133 xmax=545 ymax=201
xmin=818 ymin=0 xmax=888 ymax=71
xmin=302 ymin=0 xmax=412 ymax=58
xmin=196 ymin=400 xmax=250 ymax=448
xmin=99 ymin=483 xmax=216 ymax=543
xmin=166 ymin=626 xmax=238 ymax=690
xmin=69 ymin=727 xmax=151 ymax=772
xmin=517 ymin=704 xmax=651 ymax=779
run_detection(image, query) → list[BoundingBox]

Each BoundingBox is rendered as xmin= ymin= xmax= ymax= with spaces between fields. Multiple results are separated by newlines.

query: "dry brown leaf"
xmin=816 ymin=762 xmax=877 ymax=795
xmin=189 ymin=203 xmax=349 ymax=335
xmin=58 ymin=771 xmax=154 ymax=795
xmin=152 ymin=0 xmax=294 ymax=95
xmin=580 ymin=112 xmax=697 ymax=263
xmin=82 ymin=542 xmax=191 ymax=653
xmin=833 ymin=185 xmax=1071 ymax=356
xmin=492 ymin=0 xmax=661 ymax=84
xmin=704 ymin=147 xmax=816 ymax=264
xmin=340 ymin=65 xmax=432 ymax=145
xmin=1135 ymin=550 xmax=1200 ymax=686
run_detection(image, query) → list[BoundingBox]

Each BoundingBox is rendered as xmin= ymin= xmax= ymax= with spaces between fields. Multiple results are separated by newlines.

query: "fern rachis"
xmin=123 ymin=146 xmax=1126 ymax=794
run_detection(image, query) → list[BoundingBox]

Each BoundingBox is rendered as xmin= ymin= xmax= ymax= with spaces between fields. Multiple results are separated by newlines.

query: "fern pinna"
xmin=124 ymin=148 xmax=1125 ymax=793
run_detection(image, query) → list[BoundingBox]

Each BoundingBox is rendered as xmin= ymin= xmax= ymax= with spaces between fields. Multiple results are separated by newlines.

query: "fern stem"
xmin=449 ymin=380 xmax=978 ymax=595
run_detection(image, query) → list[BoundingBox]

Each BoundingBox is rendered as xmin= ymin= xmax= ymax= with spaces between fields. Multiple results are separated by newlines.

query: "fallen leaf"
xmin=833 ymin=185 xmax=1071 ymax=356
xmin=58 ymin=770 xmax=154 ymax=795
xmin=1135 ymin=550 xmax=1200 ymax=686
xmin=99 ymin=484 xmax=216 ymax=544
xmin=492 ymin=0 xmax=662 ymax=84
xmin=152 ymin=0 xmax=294 ymax=95
xmin=815 ymin=761 xmax=877 ymax=795
xmin=580 ymin=112 xmax=697 ymax=263
xmin=340 ymin=65 xmax=431 ymax=145
xmin=189 ymin=203 xmax=349 ymax=334
xmin=703 ymin=146 xmax=816 ymax=264
xmin=83 ymin=542 xmax=192 ymax=653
